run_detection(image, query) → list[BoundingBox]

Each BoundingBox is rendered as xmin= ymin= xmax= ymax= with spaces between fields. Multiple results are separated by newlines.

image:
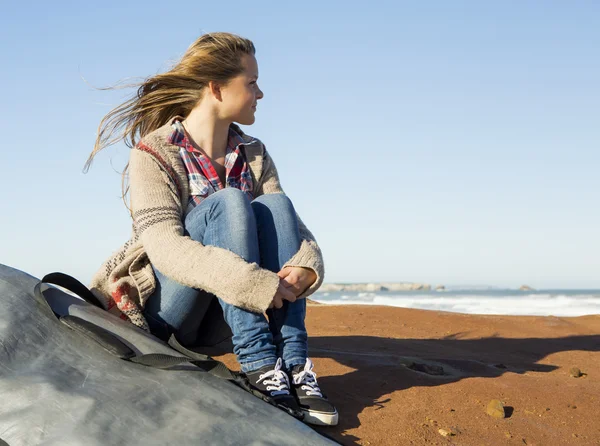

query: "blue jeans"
xmin=143 ymin=188 xmax=308 ymax=373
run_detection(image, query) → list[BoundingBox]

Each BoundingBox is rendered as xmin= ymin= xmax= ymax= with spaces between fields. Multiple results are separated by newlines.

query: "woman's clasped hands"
xmin=268 ymin=266 xmax=317 ymax=309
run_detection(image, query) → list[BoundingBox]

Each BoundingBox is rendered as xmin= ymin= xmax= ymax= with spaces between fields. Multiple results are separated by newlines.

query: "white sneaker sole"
xmin=301 ymin=408 xmax=339 ymax=426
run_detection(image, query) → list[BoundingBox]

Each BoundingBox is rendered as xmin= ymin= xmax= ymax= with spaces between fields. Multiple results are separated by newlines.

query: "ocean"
xmin=311 ymin=289 xmax=600 ymax=317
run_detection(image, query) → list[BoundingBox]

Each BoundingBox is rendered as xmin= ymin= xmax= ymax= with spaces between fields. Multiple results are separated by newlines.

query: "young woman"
xmin=85 ymin=32 xmax=338 ymax=426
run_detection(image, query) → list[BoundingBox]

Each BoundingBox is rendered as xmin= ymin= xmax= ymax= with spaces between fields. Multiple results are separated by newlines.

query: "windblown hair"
xmin=83 ymin=32 xmax=256 ymax=205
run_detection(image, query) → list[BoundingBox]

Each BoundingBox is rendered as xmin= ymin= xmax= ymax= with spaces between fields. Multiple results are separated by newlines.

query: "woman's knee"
xmin=211 ymin=188 xmax=252 ymax=212
xmin=251 ymin=194 xmax=300 ymax=242
xmin=185 ymin=188 xmax=253 ymax=236
xmin=251 ymin=193 xmax=295 ymax=215
xmin=209 ymin=189 xmax=255 ymax=232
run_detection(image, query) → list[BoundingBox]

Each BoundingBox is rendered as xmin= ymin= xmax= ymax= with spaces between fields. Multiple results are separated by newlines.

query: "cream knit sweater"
xmin=89 ymin=121 xmax=324 ymax=331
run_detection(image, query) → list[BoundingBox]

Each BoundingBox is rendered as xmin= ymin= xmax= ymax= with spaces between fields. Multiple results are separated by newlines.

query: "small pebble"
xmin=570 ymin=367 xmax=582 ymax=378
xmin=486 ymin=399 xmax=506 ymax=419
xmin=438 ymin=428 xmax=455 ymax=437
xmin=425 ymin=416 xmax=438 ymax=426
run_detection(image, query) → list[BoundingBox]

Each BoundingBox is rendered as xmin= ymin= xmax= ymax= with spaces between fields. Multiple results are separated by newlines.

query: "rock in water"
xmin=319 ymin=282 xmax=431 ymax=292
xmin=570 ymin=367 xmax=582 ymax=378
xmin=486 ymin=400 xmax=506 ymax=419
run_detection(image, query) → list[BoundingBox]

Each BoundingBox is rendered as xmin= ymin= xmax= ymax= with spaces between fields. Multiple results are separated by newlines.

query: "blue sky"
xmin=1 ymin=1 xmax=599 ymax=288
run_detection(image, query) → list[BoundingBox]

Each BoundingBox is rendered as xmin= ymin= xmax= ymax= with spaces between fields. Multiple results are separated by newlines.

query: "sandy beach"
xmin=215 ymin=304 xmax=600 ymax=445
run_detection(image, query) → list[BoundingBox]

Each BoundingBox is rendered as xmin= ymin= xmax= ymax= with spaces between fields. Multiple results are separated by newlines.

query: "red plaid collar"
xmin=167 ymin=119 xmax=246 ymax=154
xmin=168 ymin=119 xmax=254 ymax=209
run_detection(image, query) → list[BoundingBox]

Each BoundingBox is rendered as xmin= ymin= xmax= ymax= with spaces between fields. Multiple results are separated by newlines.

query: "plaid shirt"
xmin=169 ymin=120 xmax=254 ymax=212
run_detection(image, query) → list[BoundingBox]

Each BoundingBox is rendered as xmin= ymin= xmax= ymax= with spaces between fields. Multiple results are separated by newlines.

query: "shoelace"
xmin=292 ymin=358 xmax=323 ymax=397
xmin=256 ymin=358 xmax=291 ymax=397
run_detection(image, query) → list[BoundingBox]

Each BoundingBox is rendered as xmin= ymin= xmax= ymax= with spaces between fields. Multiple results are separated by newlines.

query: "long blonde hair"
xmin=83 ymin=32 xmax=256 ymax=205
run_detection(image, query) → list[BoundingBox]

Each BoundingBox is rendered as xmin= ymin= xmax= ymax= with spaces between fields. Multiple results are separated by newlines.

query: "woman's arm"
xmin=129 ymin=148 xmax=280 ymax=312
xmin=256 ymin=148 xmax=325 ymax=298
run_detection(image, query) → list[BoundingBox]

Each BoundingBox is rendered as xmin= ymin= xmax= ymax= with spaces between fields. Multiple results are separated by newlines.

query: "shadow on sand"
xmin=308 ymin=334 xmax=600 ymax=445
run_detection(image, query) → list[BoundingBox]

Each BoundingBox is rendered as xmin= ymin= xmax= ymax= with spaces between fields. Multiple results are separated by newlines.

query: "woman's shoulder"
xmin=131 ymin=122 xmax=185 ymax=185
xmin=138 ymin=121 xmax=178 ymax=153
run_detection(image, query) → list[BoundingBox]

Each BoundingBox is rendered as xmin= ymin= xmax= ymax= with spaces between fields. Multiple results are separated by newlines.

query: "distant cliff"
xmin=319 ymin=282 xmax=432 ymax=292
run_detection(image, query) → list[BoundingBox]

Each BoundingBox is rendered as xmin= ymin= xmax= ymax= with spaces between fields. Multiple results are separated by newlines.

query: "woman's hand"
xmin=277 ymin=266 xmax=317 ymax=298
xmin=268 ymin=281 xmax=297 ymax=309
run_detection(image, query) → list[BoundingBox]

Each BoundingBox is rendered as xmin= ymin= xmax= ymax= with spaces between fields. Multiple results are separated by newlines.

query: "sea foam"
xmin=311 ymin=291 xmax=600 ymax=316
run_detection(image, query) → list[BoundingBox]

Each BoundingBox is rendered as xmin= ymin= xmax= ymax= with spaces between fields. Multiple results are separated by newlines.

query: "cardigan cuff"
xmin=282 ymin=239 xmax=324 ymax=299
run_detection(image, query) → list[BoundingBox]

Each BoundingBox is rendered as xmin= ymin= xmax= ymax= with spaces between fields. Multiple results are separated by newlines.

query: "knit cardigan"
xmin=89 ymin=121 xmax=325 ymax=331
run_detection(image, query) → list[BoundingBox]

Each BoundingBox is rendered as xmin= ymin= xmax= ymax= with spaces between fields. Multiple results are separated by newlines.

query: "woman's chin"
xmin=235 ymin=113 xmax=256 ymax=126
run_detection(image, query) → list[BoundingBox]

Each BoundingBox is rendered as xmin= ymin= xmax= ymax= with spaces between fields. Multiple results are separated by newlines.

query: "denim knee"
xmin=252 ymin=193 xmax=295 ymax=214
xmin=184 ymin=188 xmax=254 ymax=240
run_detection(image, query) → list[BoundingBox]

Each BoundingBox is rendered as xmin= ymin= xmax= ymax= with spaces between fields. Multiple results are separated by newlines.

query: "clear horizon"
xmin=2 ymin=1 xmax=599 ymax=289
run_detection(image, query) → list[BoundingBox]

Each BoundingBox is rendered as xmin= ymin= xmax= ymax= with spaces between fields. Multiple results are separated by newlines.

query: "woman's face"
xmin=220 ymin=54 xmax=263 ymax=125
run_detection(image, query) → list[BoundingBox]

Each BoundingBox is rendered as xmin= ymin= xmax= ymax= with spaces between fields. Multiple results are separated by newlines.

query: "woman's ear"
xmin=208 ymin=80 xmax=223 ymax=102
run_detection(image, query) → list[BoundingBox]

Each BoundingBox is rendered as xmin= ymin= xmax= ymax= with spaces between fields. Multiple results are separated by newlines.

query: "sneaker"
xmin=290 ymin=358 xmax=339 ymax=426
xmin=245 ymin=358 xmax=300 ymax=415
